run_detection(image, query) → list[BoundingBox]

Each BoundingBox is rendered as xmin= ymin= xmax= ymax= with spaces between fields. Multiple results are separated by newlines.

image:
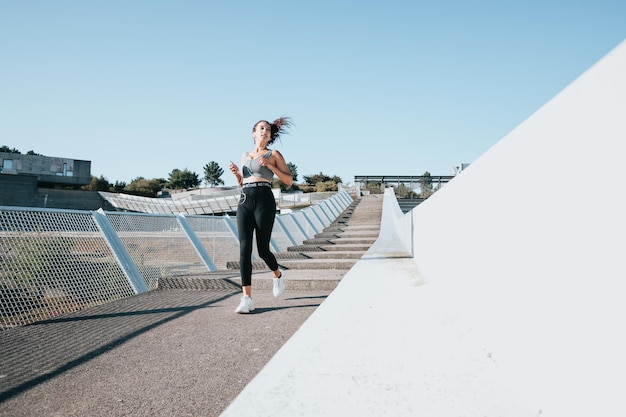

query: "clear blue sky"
xmin=2 ymin=1 xmax=624 ymax=187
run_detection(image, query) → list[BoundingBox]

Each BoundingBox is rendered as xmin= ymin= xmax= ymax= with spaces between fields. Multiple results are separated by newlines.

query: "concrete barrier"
xmin=362 ymin=187 xmax=412 ymax=259
xmin=221 ymin=39 xmax=626 ymax=416
xmin=408 ymin=39 xmax=626 ymax=415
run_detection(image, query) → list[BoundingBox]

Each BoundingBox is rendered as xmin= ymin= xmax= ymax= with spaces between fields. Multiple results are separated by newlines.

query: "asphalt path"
xmin=0 ymin=274 xmax=337 ymax=417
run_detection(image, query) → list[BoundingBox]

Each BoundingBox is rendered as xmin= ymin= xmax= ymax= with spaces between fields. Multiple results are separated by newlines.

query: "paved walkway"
xmin=0 ymin=286 xmax=332 ymax=417
xmin=0 ymin=194 xmax=383 ymax=417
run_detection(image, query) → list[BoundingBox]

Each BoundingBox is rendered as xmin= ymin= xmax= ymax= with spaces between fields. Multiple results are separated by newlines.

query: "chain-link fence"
xmin=0 ymin=191 xmax=353 ymax=329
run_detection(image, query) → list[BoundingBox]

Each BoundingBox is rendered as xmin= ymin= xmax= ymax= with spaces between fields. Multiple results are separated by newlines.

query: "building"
xmin=0 ymin=152 xmax=110 ymax=210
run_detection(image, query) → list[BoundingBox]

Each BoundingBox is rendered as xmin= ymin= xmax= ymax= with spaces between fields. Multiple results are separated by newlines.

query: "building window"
xmin=3 ymin=159 xmax=13 ymax=169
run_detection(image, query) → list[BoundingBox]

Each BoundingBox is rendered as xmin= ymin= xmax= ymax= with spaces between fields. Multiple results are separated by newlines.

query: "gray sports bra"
xmin=242 ymin=150 xmax=274 ymax=181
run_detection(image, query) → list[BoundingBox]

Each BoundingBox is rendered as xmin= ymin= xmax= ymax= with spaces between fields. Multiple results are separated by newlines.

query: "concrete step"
xmin=315 ymin=230 xmax=379 ymax=239
xmin=287 ymin=244 xmax=372 ymax=252
xmin=276 ymin=251 xmax=364 ymax=260
xmin=277 ymin=258 xmax=359 ymax=270
xmin=227 ymin=258 xmax=359 ymax=271
xmin=339 ymin=225 xmax=381 ymax=232
xmin=160 ymin=270 xmax=348 ymax=291
xmin=278 ymin=259 xmax=358 ymax=270
xmin=302 ymin=237 xmax=377 ymax=246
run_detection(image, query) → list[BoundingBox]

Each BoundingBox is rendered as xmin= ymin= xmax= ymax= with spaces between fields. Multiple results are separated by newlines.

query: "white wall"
xmin=411 ymin=39 xmax=626 ymax=415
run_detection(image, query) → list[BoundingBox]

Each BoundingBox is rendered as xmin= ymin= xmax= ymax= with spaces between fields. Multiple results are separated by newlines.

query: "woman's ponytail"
xmin=270 ymin=116 xmax=293 ymax=143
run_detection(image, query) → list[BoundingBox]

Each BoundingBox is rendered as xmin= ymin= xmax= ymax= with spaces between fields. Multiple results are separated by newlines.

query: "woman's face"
xmin=252 ymin=121 xmax=272 ymax=146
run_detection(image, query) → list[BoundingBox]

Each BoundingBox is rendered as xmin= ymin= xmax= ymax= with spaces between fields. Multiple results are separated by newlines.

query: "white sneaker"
xmin=272 ymin=271 xmax=285 ymax=297
xmin=235 ymin=295 xmax=255 ymax=313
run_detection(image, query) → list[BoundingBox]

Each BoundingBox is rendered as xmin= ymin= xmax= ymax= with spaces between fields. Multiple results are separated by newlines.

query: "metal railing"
xmin=0 ymin=191 xmax=353 ymax=330
xmin=99 ymin=188 xmax=341 ymax=215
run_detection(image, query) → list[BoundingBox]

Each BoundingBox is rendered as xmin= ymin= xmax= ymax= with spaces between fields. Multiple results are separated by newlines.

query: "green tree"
xmin=315 ymin=181 xmax=339 ymax=192
xmin=112 ymin=181 xmax=126 ymax=192
xmin=168 ymin=168 xmax=200 ymax=190
xmin=203 ymin=161 xmax=224 ymax=187
xmin=299 ymin=172 xmax=343 ymax=193
xmin=303 ymin=172 xmax=328 ymax=185
xmin=287 ymin=162 xmax=298 ymax=182
xmin=303 ymin=172 xmax=343 ymax=186
xmin=125 ymin=177 xmax=166 ymax=197
xmin=419 ymin=171 xmax=434 ymax=198
xmin=393 ymin=183 xmax=419 ymax=199
xmin=82 ymin=175 xmax=111 ymax=191
xmin=0 ymin=146 xmax=20 ymax=153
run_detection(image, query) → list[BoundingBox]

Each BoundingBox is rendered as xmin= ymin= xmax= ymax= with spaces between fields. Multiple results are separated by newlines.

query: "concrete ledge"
xmin=251 ymin=269 xmax=348 ymax=291
xmin=222 ymin=256 xmax=526 ymax=416
xmin=159 ymin=269 xmax=349 ymax=292
xmin=220 ymin=258 xmax=420 ymax=417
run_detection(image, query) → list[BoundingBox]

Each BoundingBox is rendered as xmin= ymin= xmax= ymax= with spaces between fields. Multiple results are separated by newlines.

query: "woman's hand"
xmin=229 ymin=161 xmax=239 ymax=175
xmin=257 ymin=155 xmax=273 ymax=170
xmin=230 ymin=161 xmax=243 ymax=186
xmin=265 ymin=150 xmax=293 ymax=187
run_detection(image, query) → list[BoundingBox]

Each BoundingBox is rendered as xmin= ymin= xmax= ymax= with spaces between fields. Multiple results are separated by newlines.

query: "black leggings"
xmin=236 ymin=186 xmax=279 ymax=287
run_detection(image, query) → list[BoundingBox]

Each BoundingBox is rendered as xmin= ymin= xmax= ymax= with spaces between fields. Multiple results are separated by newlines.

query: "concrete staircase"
xmin=226 ymin=194 xmax=383 ymax=272
xmin=160 ymin=194 xmax=384 ymax=292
